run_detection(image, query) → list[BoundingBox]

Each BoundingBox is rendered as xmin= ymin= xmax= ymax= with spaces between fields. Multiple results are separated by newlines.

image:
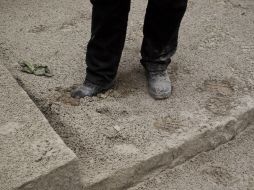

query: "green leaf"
xmin=19 ymin=60 xmax=35 ymax=73
xmin=18 ymin=61 xmax=53 ymax=77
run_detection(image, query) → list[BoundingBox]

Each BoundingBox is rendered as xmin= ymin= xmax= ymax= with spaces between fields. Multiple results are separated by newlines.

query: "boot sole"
xmin=148 ymin=89 xmax=172 ymax=100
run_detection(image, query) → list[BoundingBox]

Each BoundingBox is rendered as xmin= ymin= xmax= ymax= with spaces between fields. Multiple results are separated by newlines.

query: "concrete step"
xmin=128 ymin=123 xmax=254 ymax=190
xmin=1 ymin=0 xmax=254 ymax=189
xmin=0 ymin=63 xmax=81 ymax=189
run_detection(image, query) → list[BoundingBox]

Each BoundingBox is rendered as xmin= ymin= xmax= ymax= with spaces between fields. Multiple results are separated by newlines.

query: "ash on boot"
xmin=146 ymin=70 xmax=172 ymax=100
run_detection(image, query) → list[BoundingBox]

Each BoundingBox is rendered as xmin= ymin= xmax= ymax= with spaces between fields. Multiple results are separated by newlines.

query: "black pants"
xmin=86 ymin=0 xmax=188 ymax=85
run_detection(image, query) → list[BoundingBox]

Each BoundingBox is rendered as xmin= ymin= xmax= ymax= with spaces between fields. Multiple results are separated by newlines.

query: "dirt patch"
xmin=59 ymin=20 xmax=77 ymax=31
xmin=203 ymin=79 xmax=234 ymax=96
xmin=0 ymin=42 xmax=11 ymax=61
xmin=201 ymin=165 xmax=238 ymax=186
xmin=224 ymin=0 xmax=251 ymax=10
xmin=199 ymin=33 xmax=228 ymax=50
xmin=248 ymin=177 xmax=254 ymax=190
xmin=53 ymin=86 xmax=80 ymax=106
xmin=28 ymin=25 xmax=48 ymax=33
xmin=198 ymin=79 xmax=235 ymax=115
xmin=205 ymin=97 xmax=233 ymax=115
xmin=153 ymin=116 xmax=183 ymax=133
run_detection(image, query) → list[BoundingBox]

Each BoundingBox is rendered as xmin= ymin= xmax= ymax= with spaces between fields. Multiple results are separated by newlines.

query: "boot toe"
xmin=71 ymin=86 xmax=93 ymax=98
xmin=149 ymin=81 xmax=172 ymax=100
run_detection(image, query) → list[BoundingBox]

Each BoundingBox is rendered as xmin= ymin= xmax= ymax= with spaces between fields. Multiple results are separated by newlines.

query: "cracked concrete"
xmin=0 ymin=0 xmax=254 ymax=189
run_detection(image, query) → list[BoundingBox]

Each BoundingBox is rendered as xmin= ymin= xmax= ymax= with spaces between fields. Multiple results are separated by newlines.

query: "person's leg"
xmin=72 ymin=0 xmax=131 ymax=98
xmin=141 ymin=0 xmax=188 ymax=70
xmin=141 ymin=0 xmax=188 ymax=99
xmin=86 ymin=0 xmax=131 ymax=85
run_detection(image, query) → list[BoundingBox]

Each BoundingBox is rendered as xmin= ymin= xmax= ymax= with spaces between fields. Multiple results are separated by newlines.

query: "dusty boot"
xmin=71 ymin=80 xmax=114 ymax=98
xmin=146 ymin=70 xmax=172 ymax=100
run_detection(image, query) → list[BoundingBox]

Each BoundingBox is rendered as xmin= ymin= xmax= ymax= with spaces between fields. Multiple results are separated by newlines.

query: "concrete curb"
xmin=0 ymin=63 xmax=81 ymax=190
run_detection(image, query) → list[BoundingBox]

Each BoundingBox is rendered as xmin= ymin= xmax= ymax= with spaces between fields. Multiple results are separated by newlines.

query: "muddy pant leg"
xmin=86 ymin=0 xmax=131 ymax=85
xmin=141 ymin=0 xmax=188 ymax=71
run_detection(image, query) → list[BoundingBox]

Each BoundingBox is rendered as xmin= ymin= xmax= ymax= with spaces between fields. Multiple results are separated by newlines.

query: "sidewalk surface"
xmin=0 ymin=0 xmax=254 ymax=189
